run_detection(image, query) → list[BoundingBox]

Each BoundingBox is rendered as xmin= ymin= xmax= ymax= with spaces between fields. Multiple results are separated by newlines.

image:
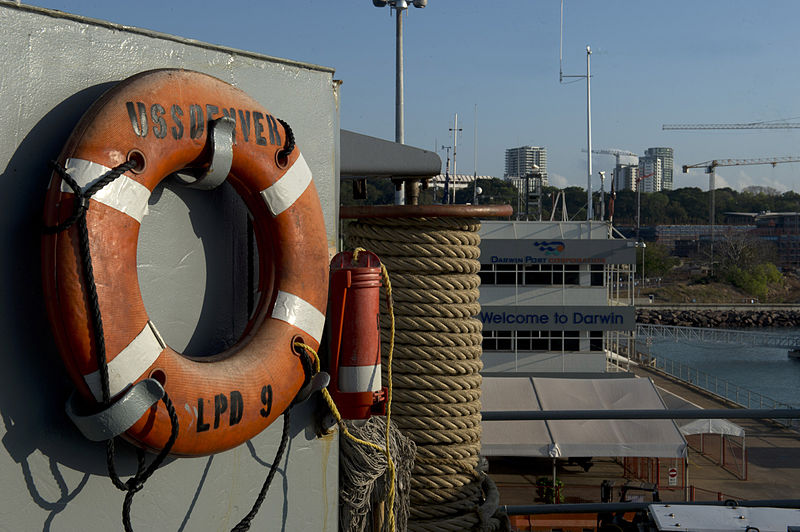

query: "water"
xmin=648 ymin=330 xmax=800 ymax=408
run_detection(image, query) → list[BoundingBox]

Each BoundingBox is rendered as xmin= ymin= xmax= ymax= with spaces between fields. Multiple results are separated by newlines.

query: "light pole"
xmin=441 ymin=145 xmax=452 ymax=204
xmin=586 ymin=45 xmax=593 ymax=221
xmin=635 ymin=241 xmax=646 ymax=297
xmin=449 ymin=113 xmax=462 ymax=204
xmin=598 ymin=171 xmax=606 ymax=221
xmin=635 ymin=172 xmax=653 ymax=241
xmin=372 ymin=0 xmax=428 ymax=204
xmin=473 ymin=104 xmax=478 ymax=205
xmin=641 ymin=242 xmax=646 ymax=288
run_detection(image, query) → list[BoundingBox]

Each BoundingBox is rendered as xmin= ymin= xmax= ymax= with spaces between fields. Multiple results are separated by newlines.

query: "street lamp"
xmin=635 ymin=241 xmax=647 ymax=295
xmin=372 ymin=0 xmax=428 ymax=204
xmin=598 ymin=171 xmax=606 ymax=221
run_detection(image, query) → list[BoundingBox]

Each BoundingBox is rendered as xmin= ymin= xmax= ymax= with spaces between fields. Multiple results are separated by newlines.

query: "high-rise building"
xmin=614 ymin=164 xmax=638 ymax=191
xmin=644 ymin=147 xmax=674 ymax=190
xmin=505 ymin=146 xmax=548 ymax=185
xmin=638 ymin=156 xmax=663 ymax=193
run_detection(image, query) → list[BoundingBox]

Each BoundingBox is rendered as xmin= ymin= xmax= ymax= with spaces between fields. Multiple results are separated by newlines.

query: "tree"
xmin=638 ymin=242 xmax=678 ymax=278
xmin=340 ymin=177 xmax=396 ymax=206
xmin=455 ymin=177 xmax=519 ymax=212
xmin=714 ymin=230 xmax=782 ymax=296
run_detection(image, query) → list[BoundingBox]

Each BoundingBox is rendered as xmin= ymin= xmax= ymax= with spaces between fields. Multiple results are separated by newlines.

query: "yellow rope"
xmin=294 ymin=245 xmax=397 ymax=531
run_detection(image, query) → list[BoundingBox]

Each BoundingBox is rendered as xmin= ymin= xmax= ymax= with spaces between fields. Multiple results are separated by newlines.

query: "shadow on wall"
xmin=0 ymin=81 xmax=146 ymax=527
xmin=0 ymin=79 xmax=320 ymax=531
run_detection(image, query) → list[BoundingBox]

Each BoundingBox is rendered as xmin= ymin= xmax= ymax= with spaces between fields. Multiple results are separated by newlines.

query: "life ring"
xmin=41 ymin=69 xmax=329 ymax=456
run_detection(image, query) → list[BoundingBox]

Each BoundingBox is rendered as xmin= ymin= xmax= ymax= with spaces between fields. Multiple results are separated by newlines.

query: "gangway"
xmin=637 ymin=323 xmax=800 ymax=351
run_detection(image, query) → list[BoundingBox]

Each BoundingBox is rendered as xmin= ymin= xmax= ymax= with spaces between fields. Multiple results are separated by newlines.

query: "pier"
xmin=636 ymin=323 xmax=800 ymax=351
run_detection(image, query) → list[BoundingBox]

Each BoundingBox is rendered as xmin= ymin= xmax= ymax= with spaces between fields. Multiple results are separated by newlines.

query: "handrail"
xmin=481 ymin=408 xmax=800 ymax=421
xmin=633 ymin=351 xmax=800 ymax=429
xmin=637 ymin=323 xmax=800 ymax=349
xmin=502 ymin=499 xmax=800 ymax=515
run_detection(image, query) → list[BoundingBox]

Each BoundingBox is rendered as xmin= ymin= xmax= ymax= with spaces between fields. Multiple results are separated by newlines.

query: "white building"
xmin=638 ymin=156 xmax=663 ymax=193
xmin=478 ymin=221 xmax=636 ymax=373
xmin=645 ymin=147 xmax=674 ymax=191
xmin=504 ymin=146 xmax=548 ymax=185
xmin=614 ymin=164 xmax=639 ymax=191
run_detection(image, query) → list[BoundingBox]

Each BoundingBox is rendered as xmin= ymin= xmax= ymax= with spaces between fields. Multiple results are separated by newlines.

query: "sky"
xmin=23 ymin=0 xmax=800 ymax=193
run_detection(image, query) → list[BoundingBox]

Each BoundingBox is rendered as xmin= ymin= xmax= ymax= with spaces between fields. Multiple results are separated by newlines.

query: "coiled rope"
xmin=346 ymin=217 xmax=508 ymax=532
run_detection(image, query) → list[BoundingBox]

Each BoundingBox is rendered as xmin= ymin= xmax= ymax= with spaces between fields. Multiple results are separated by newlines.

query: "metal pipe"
xmin=502 ymin=499 xmax=800 ymax=516
xmin=394 ymin=5 xmax=405 ymax=205
xmin=586 ymin=45 xmax=593 ymax=220
xmin=481 ymin=408 xmax=800 ymax=421
xmin=395 ymin=6 xmax=403 ymax=145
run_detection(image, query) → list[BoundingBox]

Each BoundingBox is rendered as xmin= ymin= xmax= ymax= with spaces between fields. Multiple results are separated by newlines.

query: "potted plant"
xmin=535 ymin=477 xmax=565 ymax=504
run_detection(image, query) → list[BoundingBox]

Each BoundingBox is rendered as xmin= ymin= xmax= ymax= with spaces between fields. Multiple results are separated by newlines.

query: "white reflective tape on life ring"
xmin=271 ymin=290 xmax=325 ymax=344
xmin=61 ymin=158 xmax=151 ymax=223
xmin=339 ymin=365 xmax=382 ymax=393
xmin=259 ymin=153 xmax=312 ymax=217
xmin=83 ymin=321 xmax=165 ymax=401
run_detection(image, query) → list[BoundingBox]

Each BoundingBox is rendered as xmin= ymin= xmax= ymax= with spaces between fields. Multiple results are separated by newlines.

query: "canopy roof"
xmin=658 ymin=388 xmax=745 ymax=438
xmin=482 ymin=376 xmax=688 ymax=458
xmin=339 ymin=130 xmax=441 ymax=178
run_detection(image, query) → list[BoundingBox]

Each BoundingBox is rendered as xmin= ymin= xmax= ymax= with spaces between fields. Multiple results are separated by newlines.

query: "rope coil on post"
xmin=344 ymin=209 xmax=511 ymax=532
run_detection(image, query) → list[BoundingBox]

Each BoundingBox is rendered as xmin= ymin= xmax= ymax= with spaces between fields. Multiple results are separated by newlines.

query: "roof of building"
xmin=481 ymin=375 xmax=687 ymax=458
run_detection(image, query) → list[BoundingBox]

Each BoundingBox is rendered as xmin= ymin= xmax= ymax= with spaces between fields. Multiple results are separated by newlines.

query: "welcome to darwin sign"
xmin=479 ymin=306 xmax=635 ymax=331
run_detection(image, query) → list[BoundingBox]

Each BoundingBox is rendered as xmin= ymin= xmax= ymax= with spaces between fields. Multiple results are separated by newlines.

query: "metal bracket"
xmin=65 ymin=378 xmax=165 ymax=441
xmin=294 ymin=371 xmax=331 ymax=405
xmin=172 ymin=117 xmax=235 ymax=190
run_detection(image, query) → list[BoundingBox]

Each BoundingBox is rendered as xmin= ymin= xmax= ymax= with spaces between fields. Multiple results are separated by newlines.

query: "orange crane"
xmin=635 ymin=172 xmax=653 ymax=239
xmin=583 ymin=148 xmax=638 ymax=165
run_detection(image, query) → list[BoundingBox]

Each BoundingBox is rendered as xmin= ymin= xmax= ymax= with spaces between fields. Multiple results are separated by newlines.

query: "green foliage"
xmin=340 ymin=178 xmax=396 ymax=206
xmin=535 ymin=477 xmax=565 ymax=504
xmin=724 ymin=262 xmax=783 ymax=298
xmin=340 ymin=179 xmax=800 ymax=228
xmin=638 ymin=242 xmax=679 ymax=277
xmin=455 ymin=178 xmax=519 ymax=212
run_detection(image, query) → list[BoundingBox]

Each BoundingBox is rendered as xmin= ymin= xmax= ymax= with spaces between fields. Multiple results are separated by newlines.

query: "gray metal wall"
xmin=0 ymin=3 xmax=339 ymax=530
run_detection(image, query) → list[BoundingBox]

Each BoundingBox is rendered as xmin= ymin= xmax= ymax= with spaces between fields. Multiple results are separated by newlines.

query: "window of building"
xmin=590 ymin=264 xmax=605 ymax=286
xmin=496 ymin=264 xmax=516 ymax=285
xmin=483 ymin=330 xmax=587 ymax=352
xmin=478 ymin=263 xmax=494 ymax=286
xmin=482 ymin=330 xmax=513 ymax=351
xmin=564 ymin=264 xmax=580 ymax=285
xmin=479 ymin=263 xmax=587 ymax=286
xmin=589 ymin=330 xmax=604 ymax=351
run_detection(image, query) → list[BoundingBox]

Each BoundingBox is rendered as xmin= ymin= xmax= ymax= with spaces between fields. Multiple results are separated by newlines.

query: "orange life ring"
xmin=41 ymin=69 xmax=329 ymax=456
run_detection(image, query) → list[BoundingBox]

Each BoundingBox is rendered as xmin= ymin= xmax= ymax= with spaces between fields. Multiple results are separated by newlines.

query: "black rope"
xmin=46 ymin=160 xmax=180 ymax=532
xmin=232 ymin=344 xmax=314 ymax=530
xmin=231 ymin=409 xmax=292 ymax=532
xmin=275 ymin=118 xmax=295 ymax=166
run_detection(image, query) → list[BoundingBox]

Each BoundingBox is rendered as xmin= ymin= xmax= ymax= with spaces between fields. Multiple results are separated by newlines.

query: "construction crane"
xmin=683 ymin=156 xmax=800 ymax=274
xmin=582 ymin=148 xmax=638 ymax=166
xmin=663 ymin=122 xmax=800 ymax=130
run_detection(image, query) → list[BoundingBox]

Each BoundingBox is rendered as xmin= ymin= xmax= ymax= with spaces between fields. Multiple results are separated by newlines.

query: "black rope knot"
xmin=44 ymin=160 xmax=136 ymax=234
xmin=124 ymin=478 xmax=144 ymax=494
xmin=275 ymin=118 xmax=295 ymax=167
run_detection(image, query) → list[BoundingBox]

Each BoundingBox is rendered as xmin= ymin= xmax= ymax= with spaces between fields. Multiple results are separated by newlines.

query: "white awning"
xmin=482 ymin=376 xmax=688 ymax=458
xmin=658 ymin=388 xmax=746 ymax=438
